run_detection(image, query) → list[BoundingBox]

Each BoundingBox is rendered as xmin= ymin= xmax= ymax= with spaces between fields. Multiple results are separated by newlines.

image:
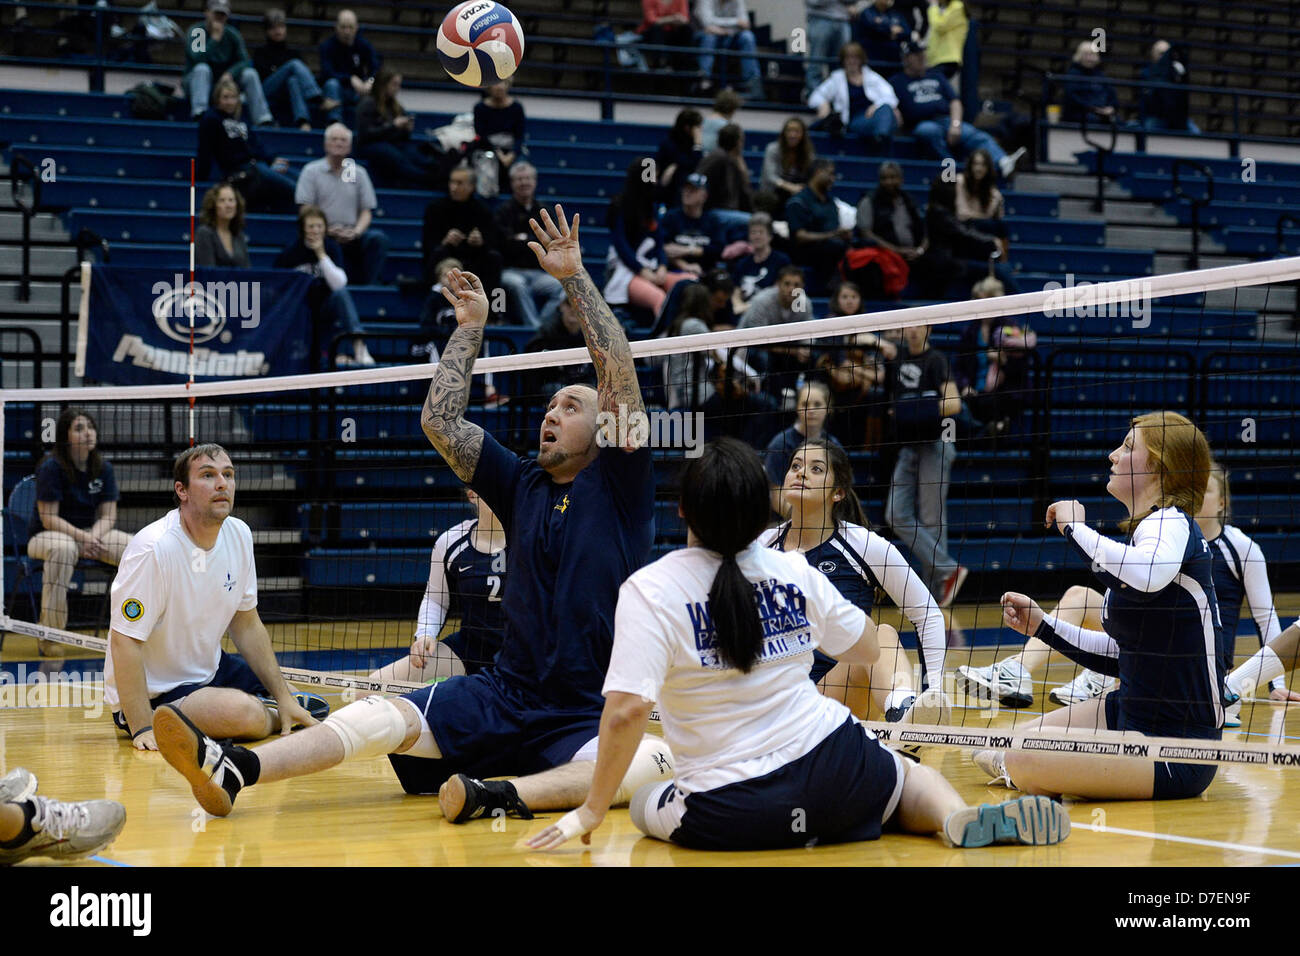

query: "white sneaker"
xmin=972 ymin=749 xmax=1015 ymax=788
xmin=1223 ymin=701 xmax=1242 ymax=728
xmin=945 ymin=795 xmax=1070 ymax=848
xmin=956 ymin=660 xmax=1034 ymax=708
xmin=892 ymin=687 xmax=952 ymax=727
xmin=1049 ymin=669 xmax=1116 ymax=706
xmin=998 ymin=147 xmax=1027 ymax=178
xmin=0 ymin=794 xmax=126 ymax=864
xmin=0 ymin=767 xmax=37 ymax=804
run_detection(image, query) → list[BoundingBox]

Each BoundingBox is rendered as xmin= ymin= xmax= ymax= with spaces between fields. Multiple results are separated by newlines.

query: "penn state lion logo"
xmin=818 ymin=560 xmax=837 ymax=573
xmin=122 ymin=598 xmax=144 ymax=622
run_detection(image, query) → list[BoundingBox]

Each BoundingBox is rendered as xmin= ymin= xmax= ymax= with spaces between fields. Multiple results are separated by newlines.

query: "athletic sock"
xmin=0 ymin=799 xmax=37 ymax=848
xmin=223 ymin=744 xmax=262 ymax=795
xmin=884 ymin=688 xmax=915 ymax=713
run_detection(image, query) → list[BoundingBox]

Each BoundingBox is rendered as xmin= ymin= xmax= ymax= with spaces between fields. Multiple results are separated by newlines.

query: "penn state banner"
xmin=77 ymin=266 xmax=314 ymax=384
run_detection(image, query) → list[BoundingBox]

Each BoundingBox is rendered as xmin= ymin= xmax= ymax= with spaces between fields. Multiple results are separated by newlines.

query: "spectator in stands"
xmin=318 ymin=8 xmax=382 ymax=127
xmin=253 ymin=8 xmax=336 ymax=130
xmin=805 ymin=0 xmax=861 ymax=97
xmin=855 ymin=0 xmax=909 ymax=70
xmin=953 ymin=279 xmax=1036 ymax=436
xmin=705 ymin=267 xmax=739 ymax=326
xmin=1139 ymin=39 xmax=1199 ymax=134
xmin=28 ymin=408 xmax=133 ymax=652
xmin=856 ymin=161 xmax=925 ymax=262
xmin=1061 ymin=40 xmax=1118 ymax=124
xmin=604 ymin=158 xmax=692 ymax=318
xmin=661 ymin=172 xmax=727 ymax=276
xmin=421 ymin=164 xmax=504 ymax=304
xmin=694 ymin=0 xmax=764 ymax=99
xmin=737 ymin=265 xmax=817 ymax=396
xmin=665 ymin=283 xmax=719 ymax=410
xmin=638 ymin=0 xmax=695 ymax=71
xmin=818 ymin=281 xmax=894 ymax=448
xmin=195 ymin=183 xmax=250 ymax=268
xmin=891 ymin=43 xmax=1022 ymax=175
xmin=356 ymin=70 xmax=441 ymax=189
xmin=759 ymin=117 xmax=816 ymax=213
xmin=183 ymin=0 xmax=272 ymax=125
xmin=523 ymin=299 xmax=597 ymax=397
xmin=924 ymin=0 xmax=967 ymax=88
xmin=701 ymin=89 xmax=743 ymax=152
xmin=474 ymin=79 xmax=526 ymax=173
xmin=914 ymin=177 xmax=1015 ymax=296
xmin=884 ymin=323 xmax=967 ymax=606
xmin=274 ymin=204 xmax=375 ymax=366
xmin=295 ymin=123 xmax=390 ymax=285
xmin=495 ymin=162 xmax=566 ymax=329
xmin=785 ymin=157 xmax=850 ymax=294
xmin=955 ymin=149 xmax=1006 ymax=233
xmin=655 ymin=108 xmax=705 ymax=199
xmin=809 ymin=42 xmax=899 ymax=148
xmin=764 ymin=379 xmax=844 ymax=513
xmin=730 ymin=212 xmax=791 ymax=315
xmin=197 ymin=77 xmax=296 ymax=214
xmin=700 ymin=358 xmax=780 ymax=449
xmin=695 ymin=123 xmax=754 ymax=240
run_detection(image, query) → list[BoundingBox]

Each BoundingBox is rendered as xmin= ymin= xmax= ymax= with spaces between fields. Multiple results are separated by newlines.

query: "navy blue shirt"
xmin=470 ymin=431 xmax=655 ymax=712
xmin=731 ymin=249 xmax=791 ymax=302
xmin=35 ymin=457 xmax=119 ymax=531
xmin=1040 ymin=509 xmax=1223 ymax=740
xmin=847 ymin=79 xmax=870 ymax=119
xmin=858 ymin=7 xmax=908 ymax=65
xmin=889 ymin=69 xmax=958 ymax=128
xmin=660 ymin=207 xmax=725 ymax=268
xmin=318 ymin=33 xmax=381 ymax=84
xmin=436 ymin=519 xmax=508 ymax=674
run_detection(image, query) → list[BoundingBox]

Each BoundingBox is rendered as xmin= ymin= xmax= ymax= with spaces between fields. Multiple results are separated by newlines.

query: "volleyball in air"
xmin=438 ymin=2 xmax=525 ymax=87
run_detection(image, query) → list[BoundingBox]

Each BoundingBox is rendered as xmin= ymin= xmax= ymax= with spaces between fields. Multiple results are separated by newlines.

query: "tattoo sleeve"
xmin=559 ymin=268 xmax=646 ymax=419
xmin=420 ymin=323 xmax=486 ymax=482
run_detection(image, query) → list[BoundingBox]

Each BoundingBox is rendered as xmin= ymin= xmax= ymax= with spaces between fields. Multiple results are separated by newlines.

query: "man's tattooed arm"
xmin=560 ymin=268 xmax=646 ymax=420
xmin=420 ymin=323 xmax=485 ymax=482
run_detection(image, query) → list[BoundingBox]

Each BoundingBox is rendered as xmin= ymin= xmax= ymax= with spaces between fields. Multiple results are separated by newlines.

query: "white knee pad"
xmin=322 ymin=695 xmax=408 ymax=761
xmin=613 ymin=736 xmax=675 ymax=806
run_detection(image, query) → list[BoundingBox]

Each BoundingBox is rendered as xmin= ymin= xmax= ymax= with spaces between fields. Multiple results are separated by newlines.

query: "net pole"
xmin=187 ymin=158 xmax=196 ymax=446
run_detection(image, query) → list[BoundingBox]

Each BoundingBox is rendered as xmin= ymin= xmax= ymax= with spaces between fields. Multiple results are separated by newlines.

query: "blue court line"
xmin=90 ymin=855 xmax=132 ymax=867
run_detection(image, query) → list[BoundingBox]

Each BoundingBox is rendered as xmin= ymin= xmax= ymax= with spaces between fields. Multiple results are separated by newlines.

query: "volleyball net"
xmin=3 ymin=256 xmax=1299 ymax=764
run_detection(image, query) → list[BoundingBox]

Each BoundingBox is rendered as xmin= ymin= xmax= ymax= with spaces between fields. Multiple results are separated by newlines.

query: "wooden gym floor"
xmin=4 ymin=602 xmax=1300 ymax=867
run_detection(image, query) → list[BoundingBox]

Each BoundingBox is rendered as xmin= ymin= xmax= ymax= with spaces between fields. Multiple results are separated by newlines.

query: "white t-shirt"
xmin=604 ymin=542 xmax=868 ymax=795
xmin=105 ymin=510 xmax=258 ymax=708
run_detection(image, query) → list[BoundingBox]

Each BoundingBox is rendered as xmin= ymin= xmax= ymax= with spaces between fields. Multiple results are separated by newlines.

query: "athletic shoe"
xmin=956 ymin=659 xmax=1034 ymax=708
xmin=258 ymin=691 xmax=330 ymax=723
xmin=0 ymin=767 xmax=38 ymax=804
xmin=998 ymin=147 xmax=1028 ymax=179
xmin=1049 ymin=669 xmax=1116 ymax=706
xmin=0 ymin=794 xmax=126 ymax=865
xmin=973 ymin=749 xmax=1015 ymax=788
xmin=944 ymin=794 xmax=1070 ymax=848
xmin=891 ymin=687 xmax=952 ymax=727
xmin=1222 ymin=703 xmax=1242 ymax=729
xmin=438 ymin=774 xmax=534 ymax=824
xmin=154 ymin=705 xmax=258 ymax=818
xmin=937 ymin=565 xmax=969 ymax=608
xmin=884 ymin=695 xmax=916 ymax=723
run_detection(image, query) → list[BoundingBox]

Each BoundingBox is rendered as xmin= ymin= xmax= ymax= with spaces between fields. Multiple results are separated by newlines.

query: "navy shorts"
xmin=112 ymin=651 xmax=267 ymax=736
xmin=386 ymin=669 xmax=601 ymax=795
xmin=442 ymin=631 xmax=494 ymax=676
xmin=634 ymin=718 xmax=903 ymax=851
xmin=1104 ymin=693 xmax=1218 ymax=800
xmin=809 ymin=649 xmax=838 ymax=685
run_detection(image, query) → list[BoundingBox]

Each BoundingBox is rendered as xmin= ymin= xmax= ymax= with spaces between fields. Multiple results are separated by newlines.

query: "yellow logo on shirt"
xmin=122 ymin=598 xmax=144 ymax=622
xmin=554 ymin=494 xmax=570 ymax=514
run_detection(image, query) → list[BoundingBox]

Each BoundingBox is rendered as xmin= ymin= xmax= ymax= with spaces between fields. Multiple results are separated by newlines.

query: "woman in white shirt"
xmin=808 ymin=42 xmax=900 ymax=145
xmin=528 ymin=438 xmax=1069 ymax=851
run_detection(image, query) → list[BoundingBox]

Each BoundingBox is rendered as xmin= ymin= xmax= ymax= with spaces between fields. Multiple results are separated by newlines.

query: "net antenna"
xmin=187 ymin=157 xmax=196 ymax=447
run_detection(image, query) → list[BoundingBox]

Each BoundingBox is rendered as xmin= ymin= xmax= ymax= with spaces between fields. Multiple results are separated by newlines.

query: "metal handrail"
xmin=1077 ymin=112 xmax=1118 ymax=214
xmin=0 ymin=327 xmax=45 ymax=391
xmin=1171 ymin=160 xmax=1214 ymax=270
xmin=8 ymin=153 xmax=40 ymax=303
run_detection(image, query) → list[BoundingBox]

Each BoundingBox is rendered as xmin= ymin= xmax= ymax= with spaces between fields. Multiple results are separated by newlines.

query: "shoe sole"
xmin=437 ymin=774 xmax=468 ymax=823
xmin=945 ymin=795 xmax=1071 ymax=848
xmin=956 ymin=667 xmax=1034 ymax=708
xmin=154 ymin=706 xmax=234 ymax=818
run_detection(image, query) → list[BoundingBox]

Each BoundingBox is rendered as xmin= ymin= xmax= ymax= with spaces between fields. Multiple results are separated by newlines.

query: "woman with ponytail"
xmin=763 ymin=438 xmax=949 ymax=725
xmin=529 ymin=438 xmax=1070 ymax=852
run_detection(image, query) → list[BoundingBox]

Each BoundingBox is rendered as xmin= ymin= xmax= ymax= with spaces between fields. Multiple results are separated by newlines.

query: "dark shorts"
xmin=809 ymin=649 xmax=838 ymax=686
xmin=112 ymin=651 xmax=267 ymax=736
xmin=647 ymin=718 xmax=902 ymax=851
xmin=1104 ymin=693 xmax=1219 ymax=800
xmin=386 ymin=669 xmax=601 ymax=795
xmin=442 ymin=630 xmax=494 ymax=677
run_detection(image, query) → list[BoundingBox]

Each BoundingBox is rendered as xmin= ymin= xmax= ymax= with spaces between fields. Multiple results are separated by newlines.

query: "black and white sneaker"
xmin=438 ymin=774 xmax=534 ymax=824
xmin=154 ymin=705 xmax=259 ymax=817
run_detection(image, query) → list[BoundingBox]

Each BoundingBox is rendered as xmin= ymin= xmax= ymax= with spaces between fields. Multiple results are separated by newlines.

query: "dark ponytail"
xmin=795 ymin=438 xmax=868 ymax=528
xmin=680 ymin=438 xmax=770 ymax=673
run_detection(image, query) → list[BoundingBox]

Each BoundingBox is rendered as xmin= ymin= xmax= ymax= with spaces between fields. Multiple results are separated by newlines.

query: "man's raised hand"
xmin=440 ymin=268 xmax=490 ymax=327
xmin=527 ymin=204 xmax=583 ymax=280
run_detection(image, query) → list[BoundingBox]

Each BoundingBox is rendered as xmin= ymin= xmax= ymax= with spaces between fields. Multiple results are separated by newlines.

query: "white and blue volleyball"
xmin=438 ymin=1 xmax=525 ymax=88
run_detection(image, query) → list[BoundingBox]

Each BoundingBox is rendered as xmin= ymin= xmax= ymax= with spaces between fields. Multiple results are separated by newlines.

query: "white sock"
xmin=1229 ymin=646 xmax=1284 ymax=697
xmin=884 ymin=688 xmax=915 ymax=712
